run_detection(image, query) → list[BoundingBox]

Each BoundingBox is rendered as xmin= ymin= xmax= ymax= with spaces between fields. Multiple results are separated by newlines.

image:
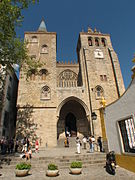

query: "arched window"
xmin=95 ymin=86 xmax=104 ymax=99
xmin=101 ymin=38 xmax=106 ymax=47
xmin=39 ymin=69 xmax=48 ymax=80
xmin=31 ymin=55 xmax=36 ymax=61
xmin=88 ymin=37 xmax=93 ymax=46
xmin=31 ymin=36 xmax=38 ymax=43
xmin=57 ymin=70 xmax=78 ymax=88
xmin=95 ymin=38 xmax=99 ymax=46
xmin=41 ymin=44 xmax=48 ymax=54
xmin=28 ymin=69 xmax=36 ymax=80
xmin=40 ymin=86 xmax=51 ymax=100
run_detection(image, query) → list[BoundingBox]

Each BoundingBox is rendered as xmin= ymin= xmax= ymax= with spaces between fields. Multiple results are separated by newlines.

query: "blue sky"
xmin=17 ymin=0 xmax=135 ymax=88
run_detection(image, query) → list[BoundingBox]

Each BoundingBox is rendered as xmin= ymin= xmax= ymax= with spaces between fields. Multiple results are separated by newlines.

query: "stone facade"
xmin=17 ymin=21 xmax=125 ymax=147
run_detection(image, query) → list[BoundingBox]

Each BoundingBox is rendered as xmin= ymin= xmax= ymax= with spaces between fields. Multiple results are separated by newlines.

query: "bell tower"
xmin=77 ymin=27 xmax=125 ymax=136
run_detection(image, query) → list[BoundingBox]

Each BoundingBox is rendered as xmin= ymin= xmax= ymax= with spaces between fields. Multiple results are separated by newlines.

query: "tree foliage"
xmin=16 ymin=104 xmax=38 ymax=142
xmin=0 ymin=0 xmax=39 ymax=68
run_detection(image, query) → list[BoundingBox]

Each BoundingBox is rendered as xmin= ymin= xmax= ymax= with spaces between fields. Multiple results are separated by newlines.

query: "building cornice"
xmin=24 ymin=32 xmax=57 ymax=35
xmin=80 ymin=32 xmax=110 ymax=37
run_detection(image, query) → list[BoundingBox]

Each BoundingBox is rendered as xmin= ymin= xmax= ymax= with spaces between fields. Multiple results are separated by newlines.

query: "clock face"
xmin=94 ymin=49 xmax=104 ymax=59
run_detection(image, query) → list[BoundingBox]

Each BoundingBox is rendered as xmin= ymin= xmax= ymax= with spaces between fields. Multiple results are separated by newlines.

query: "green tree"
xmin=0 ymin=0 xmax=41 ymax=109
xmin=0 ymin=0 xmax=39 ymax=68
xmin=16 ymin=104 xmax=38 ymax=143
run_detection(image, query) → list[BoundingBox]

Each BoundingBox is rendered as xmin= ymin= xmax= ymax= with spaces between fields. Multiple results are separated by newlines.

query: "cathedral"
xmin=17 ymin=20 xmax=125 ymax=147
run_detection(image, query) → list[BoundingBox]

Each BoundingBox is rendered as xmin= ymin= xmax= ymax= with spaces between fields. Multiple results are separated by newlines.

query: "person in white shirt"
xmin=91 ymin=136 xmax=95 ymax=152
xmin=76 ymin=137 xmax=81 ymax=154
xmin=89 ymin=136 xmax=95 ymax=153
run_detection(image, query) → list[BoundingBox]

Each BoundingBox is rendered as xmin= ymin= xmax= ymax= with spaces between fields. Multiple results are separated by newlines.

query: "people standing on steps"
xmin=64 ymin=137 xmax=69 ymax=147
xmin=89 ymin=135 xmax=95 ymax=153
xmin=89 ymin=136 xmax=92 ymax=152
xmin=91 ymin=135 xmax=95 ymax=152
xmin=76 ymin=137 xmax=81 ymax=154
xmin=97 ymin=136 xmax=103 ymax=152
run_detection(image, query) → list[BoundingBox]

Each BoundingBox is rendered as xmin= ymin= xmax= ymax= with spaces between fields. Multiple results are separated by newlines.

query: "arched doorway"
xmin=57 ymin=98 xmax=90 ymax=139
xmin=65 ymin=112 xmax=77 ymax=136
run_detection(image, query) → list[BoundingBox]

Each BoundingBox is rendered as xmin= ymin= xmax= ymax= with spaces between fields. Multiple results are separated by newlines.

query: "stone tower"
xmin=76 ymin=27 xmax=125 ymax=135
xmin=17 ymin=21 xmax=125 ymax=147
xmin=17 ymin=20 xmax=57 ymax=146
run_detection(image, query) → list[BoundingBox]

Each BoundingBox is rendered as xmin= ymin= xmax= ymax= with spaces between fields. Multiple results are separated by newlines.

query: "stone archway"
xmin=57 ymin=98 xmax=90 ymax=139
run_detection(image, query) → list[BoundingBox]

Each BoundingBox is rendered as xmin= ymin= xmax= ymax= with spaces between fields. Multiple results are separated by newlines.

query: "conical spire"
xmin=38 ymin=18 xmax=47 ymax=32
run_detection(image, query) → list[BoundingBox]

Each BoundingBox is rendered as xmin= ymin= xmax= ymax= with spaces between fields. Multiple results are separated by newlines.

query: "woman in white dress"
xmin=76 ymin=137 xmax=81 ymax=154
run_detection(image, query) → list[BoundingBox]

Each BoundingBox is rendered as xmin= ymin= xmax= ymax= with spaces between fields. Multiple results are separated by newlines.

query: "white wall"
xmin=104 ymin=77 xmax=135 ymax=154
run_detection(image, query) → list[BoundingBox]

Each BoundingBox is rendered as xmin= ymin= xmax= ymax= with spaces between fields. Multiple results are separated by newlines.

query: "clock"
xmin=94 ymin=49 xmax=104 ymax=59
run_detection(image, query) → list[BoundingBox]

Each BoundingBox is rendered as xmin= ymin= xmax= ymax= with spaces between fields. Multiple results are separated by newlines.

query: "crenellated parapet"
xmin=56 ymin=60 xmax=78 ymax=66
xmin=87 ymin=26 xmax=101 ymax=34
xmin=80 ymin=26 xmax=109 ymax=36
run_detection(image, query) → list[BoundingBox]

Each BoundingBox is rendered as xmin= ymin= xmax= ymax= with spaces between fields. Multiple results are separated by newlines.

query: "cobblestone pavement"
xmin=1 ymin=165 xmax=135 ymax=180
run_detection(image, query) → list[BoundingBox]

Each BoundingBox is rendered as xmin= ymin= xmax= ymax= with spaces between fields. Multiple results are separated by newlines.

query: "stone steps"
xmin=1 ymin=153 xmax=106 ymax=170
xmin=3 ymin=156 xmax=106 ymax=165
xmin=1 ymin=153 xmax=106 ymax=161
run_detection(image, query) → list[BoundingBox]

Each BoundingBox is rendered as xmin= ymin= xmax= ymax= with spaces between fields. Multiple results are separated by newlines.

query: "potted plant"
xmin=46 ymin=163 xmax=59 ymax=177
xmin=70 ymin=161 xmax=82 ymax=175
xmin=15 ymin=162 xmax=31 ymax=177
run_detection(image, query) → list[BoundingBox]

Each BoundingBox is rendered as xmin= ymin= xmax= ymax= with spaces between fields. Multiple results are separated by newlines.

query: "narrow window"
xmin=41 ymin=44 xmax=48 ymax=54
xmin=100 ymin=75 xmax=103 ymax=81
xmin=31 ymin=55 xmax=36 ymax=61
xmin=41 ymin=86 xmax=51 ymax=100
xmin=100 ymin=75 xmax=107 ymax=81
xmin=39 ymin=69 xmax=48 ymax=80
xmin=101 ymin=38 xmax=106 ymax=47
xmin=28 ymin=69 xmax=36 ymax=80
xmin=30 ymin=74 xmax=35 ymax=81
xmin=104 ymin=75 xmax=107 ymax=81
xmin=88 ymin=37 xmax=93 ymax=46
xmin=95 ymin=38 xmax=99 ymax=46
xmin=31 ymin=36 xmax=38 ymax=43
xmin=95 ymin=86 xmax=104 ymax=98
xmin=119 ymin=117 xmax=135 ymax=153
